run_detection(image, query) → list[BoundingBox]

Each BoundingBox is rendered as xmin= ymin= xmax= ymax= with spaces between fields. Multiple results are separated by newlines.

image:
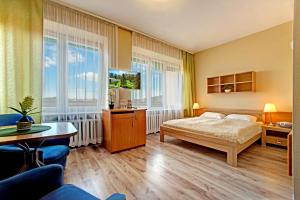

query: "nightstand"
xmin=261 ymin=124 xmax=292 ymax=147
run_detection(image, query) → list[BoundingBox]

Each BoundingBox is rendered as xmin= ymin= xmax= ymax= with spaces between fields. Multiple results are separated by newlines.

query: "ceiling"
xmin=58 ymin=0 xmax=294 ymax=53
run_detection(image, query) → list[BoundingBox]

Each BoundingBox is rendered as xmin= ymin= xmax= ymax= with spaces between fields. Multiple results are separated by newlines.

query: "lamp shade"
xmin=192 ymin=103 xmax=200 ymax=109
xmin=264 ymin=103 xmax=277 ymax=112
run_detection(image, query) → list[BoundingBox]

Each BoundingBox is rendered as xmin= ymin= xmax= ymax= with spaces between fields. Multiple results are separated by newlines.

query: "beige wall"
xmin=293 ymin=0 xmax=299 ymax=198
xmin=194 ymin=21 xmax=293 ymax=111
xmin=117 ymin=27 xmax=132 ymax=70
xmin=117 ymin=27 xmax=132 ymax=103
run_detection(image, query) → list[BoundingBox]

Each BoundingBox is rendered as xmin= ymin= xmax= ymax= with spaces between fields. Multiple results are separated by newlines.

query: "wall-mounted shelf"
xmin=207 ymin=71 xmax=256 ymax=94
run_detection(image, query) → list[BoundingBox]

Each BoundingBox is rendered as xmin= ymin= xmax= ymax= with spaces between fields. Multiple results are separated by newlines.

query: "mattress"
xmin=162 ymin=117 xmax=262 ymax=144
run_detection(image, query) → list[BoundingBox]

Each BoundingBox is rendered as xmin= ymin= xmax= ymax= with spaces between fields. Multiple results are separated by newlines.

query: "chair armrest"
xmin=106 ymin=193 xmax=126 ymax=200
xmin=0 ymin=145 xmax=36 ymax=179
xmin=0 ymin=164 xmax=64 ymax=200
xmin=0 ymin=145 xmax=34 ymax=153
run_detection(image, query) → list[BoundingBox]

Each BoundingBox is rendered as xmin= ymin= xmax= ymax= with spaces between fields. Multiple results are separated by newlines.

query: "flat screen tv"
xmin=109 ymin=69 xmax=141 ymax=89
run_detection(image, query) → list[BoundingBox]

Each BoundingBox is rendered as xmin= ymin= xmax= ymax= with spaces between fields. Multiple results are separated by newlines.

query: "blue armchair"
xmin=0 ymin=164 xmax=126 ymax=200
xmin=0 ymin=114 xmax=71 ymax=180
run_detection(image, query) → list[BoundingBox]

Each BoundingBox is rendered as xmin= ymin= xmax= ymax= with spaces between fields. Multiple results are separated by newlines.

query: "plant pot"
xmin=109 ymin=104 xmax=114 ymax=109
xmin=16 ymin=121 xmax=32 ymax=131
xmin=16 ymin=116 xmax=32 ymax=131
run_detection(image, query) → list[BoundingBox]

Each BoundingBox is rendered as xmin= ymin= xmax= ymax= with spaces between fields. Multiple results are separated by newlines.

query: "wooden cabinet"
xmin=207 ymin=71 xmax=256 ymax=94
xmin=261 ymin=125 xmax=291 ymax=147
xmin=102 ymin=109 xmax=146 ymax=153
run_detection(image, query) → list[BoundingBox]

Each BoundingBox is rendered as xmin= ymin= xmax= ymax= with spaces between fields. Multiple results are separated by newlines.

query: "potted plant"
xmin=109 ymin=90 xmax=115 ymax=109
xmin=9 ymin=96 xmax=39 ymax=131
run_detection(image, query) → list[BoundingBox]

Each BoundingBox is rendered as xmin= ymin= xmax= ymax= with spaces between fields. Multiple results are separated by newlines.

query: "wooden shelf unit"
xmin=207 ymin=71 xmax=256 ymax=94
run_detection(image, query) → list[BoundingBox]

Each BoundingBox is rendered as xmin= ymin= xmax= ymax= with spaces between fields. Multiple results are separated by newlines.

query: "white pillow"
xmin=225 ymin=114 xmax=257 ymax=122
xmin=200 ymin=112 xmax=225 ymax=119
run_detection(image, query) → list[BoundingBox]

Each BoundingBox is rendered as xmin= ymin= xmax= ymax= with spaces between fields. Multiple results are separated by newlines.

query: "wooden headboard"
xmin=263 ymin=112 xmax=292 ymax=123
xmin=198 ymin=108 xmax=263 ymax=122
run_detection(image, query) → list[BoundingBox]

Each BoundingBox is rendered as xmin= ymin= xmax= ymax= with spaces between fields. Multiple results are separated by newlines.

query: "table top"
xmin=0 ymin=122 xmax=77 ymax=145
xmin=102 ymin=108 xmax=147 ymax=113
xmin=261 ymin=124 xmax=292 ymax=133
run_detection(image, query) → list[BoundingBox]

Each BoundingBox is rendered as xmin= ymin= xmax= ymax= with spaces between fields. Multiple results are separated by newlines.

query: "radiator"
xmin=146 ymin=109 xmax=183 ymax=134
xmin=42 ymin=113 xmax=102 ymax=147
xmin=69 ymin=119 xmax=102 ymax=147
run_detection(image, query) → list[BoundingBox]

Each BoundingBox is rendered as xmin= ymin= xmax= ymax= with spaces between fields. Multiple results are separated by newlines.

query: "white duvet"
xmin=163 ymin=117 xmax=262 ymax=144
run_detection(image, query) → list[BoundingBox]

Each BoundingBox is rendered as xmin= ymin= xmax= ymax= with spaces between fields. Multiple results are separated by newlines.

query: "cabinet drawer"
xmin=111 ymin=113 xmax=135 ymax=119
xmin=266 ymin=136 xmax=287 ymax=147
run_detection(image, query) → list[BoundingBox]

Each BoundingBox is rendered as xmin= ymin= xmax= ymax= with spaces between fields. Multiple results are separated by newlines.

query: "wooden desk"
xmin=0 ymin=122 xmax=77 ymax=171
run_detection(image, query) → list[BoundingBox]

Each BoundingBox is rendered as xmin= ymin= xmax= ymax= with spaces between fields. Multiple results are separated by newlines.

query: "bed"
xmin=159 ymin=108 xmax=262 ymax=167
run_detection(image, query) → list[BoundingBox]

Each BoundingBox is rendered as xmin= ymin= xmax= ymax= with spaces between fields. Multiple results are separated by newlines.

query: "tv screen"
xmin=109 ymin=69 xmax=141 ymax=89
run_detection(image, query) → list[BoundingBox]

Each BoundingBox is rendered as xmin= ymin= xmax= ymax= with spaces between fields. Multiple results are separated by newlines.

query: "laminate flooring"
xmin=65 ymin=134 xmax=293 ymax=200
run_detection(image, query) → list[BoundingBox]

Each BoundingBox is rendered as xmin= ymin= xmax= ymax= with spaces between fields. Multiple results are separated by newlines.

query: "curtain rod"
xmin=51 ymin=0 xmax=193 ymax=54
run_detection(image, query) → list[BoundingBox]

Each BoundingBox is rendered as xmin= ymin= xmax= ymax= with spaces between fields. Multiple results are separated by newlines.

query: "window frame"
xmin=131 ymin=46 xmax=183 ymax=110
xmin=43 ymin=19 xmax=109 ymax=114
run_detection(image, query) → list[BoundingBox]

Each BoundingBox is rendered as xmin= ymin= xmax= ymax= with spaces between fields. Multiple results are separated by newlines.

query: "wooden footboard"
xmin=160 ymin=125 xmax=261 ymax=167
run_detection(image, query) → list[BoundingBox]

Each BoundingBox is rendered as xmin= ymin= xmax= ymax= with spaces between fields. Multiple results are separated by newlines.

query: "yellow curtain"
xmin=183 ymin=51 xmax=196 ymax=117
xmin=0 ymin=0 xmax=43 ymax=122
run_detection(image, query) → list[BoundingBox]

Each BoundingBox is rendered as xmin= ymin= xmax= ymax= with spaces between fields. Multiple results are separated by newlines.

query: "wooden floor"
xmin=65 ymin=134 xmax=293 ymax=200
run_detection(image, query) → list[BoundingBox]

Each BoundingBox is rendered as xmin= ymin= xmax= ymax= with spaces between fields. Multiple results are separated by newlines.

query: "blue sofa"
xmin=0 ymin=114 xmax=70 ymax=179
xmin=0 ymin=164 xmax=126 ymax=200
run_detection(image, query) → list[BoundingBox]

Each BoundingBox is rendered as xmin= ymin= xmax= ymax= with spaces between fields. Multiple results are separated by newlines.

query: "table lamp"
xmin=192 ymin=103 xmax=200 ymax=110
xmin=192 ymin=103 xmax=200 ymax=116
xmin=264 ymin=103 xmax=277 ymax=126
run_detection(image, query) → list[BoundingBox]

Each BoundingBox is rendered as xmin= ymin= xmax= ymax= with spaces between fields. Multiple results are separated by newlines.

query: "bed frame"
xmin=159 ymin=108 xmax=262 ymax=167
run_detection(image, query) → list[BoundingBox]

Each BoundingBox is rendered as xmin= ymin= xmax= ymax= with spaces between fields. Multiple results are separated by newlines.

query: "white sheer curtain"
xmin=132 ymin=33 xmax=184 ymax=134
xmin=42 ymin=1 xmax=116 ymax=147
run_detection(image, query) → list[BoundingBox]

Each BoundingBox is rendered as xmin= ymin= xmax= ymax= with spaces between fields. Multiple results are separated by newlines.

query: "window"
xmin=131 ymin=48 xmax=183 ymax=110
xmin=67 ymin=42 xmax=101 ymax=107
xmin=151 ymin=67 xmax=163 ymax=107
xmin=132 ymin=60 xmax=147 ymax=106
xmin=42 ymin=20 xmax=108 ymax=115
xmin=43 ymin=37 xmax=58 ymax=109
